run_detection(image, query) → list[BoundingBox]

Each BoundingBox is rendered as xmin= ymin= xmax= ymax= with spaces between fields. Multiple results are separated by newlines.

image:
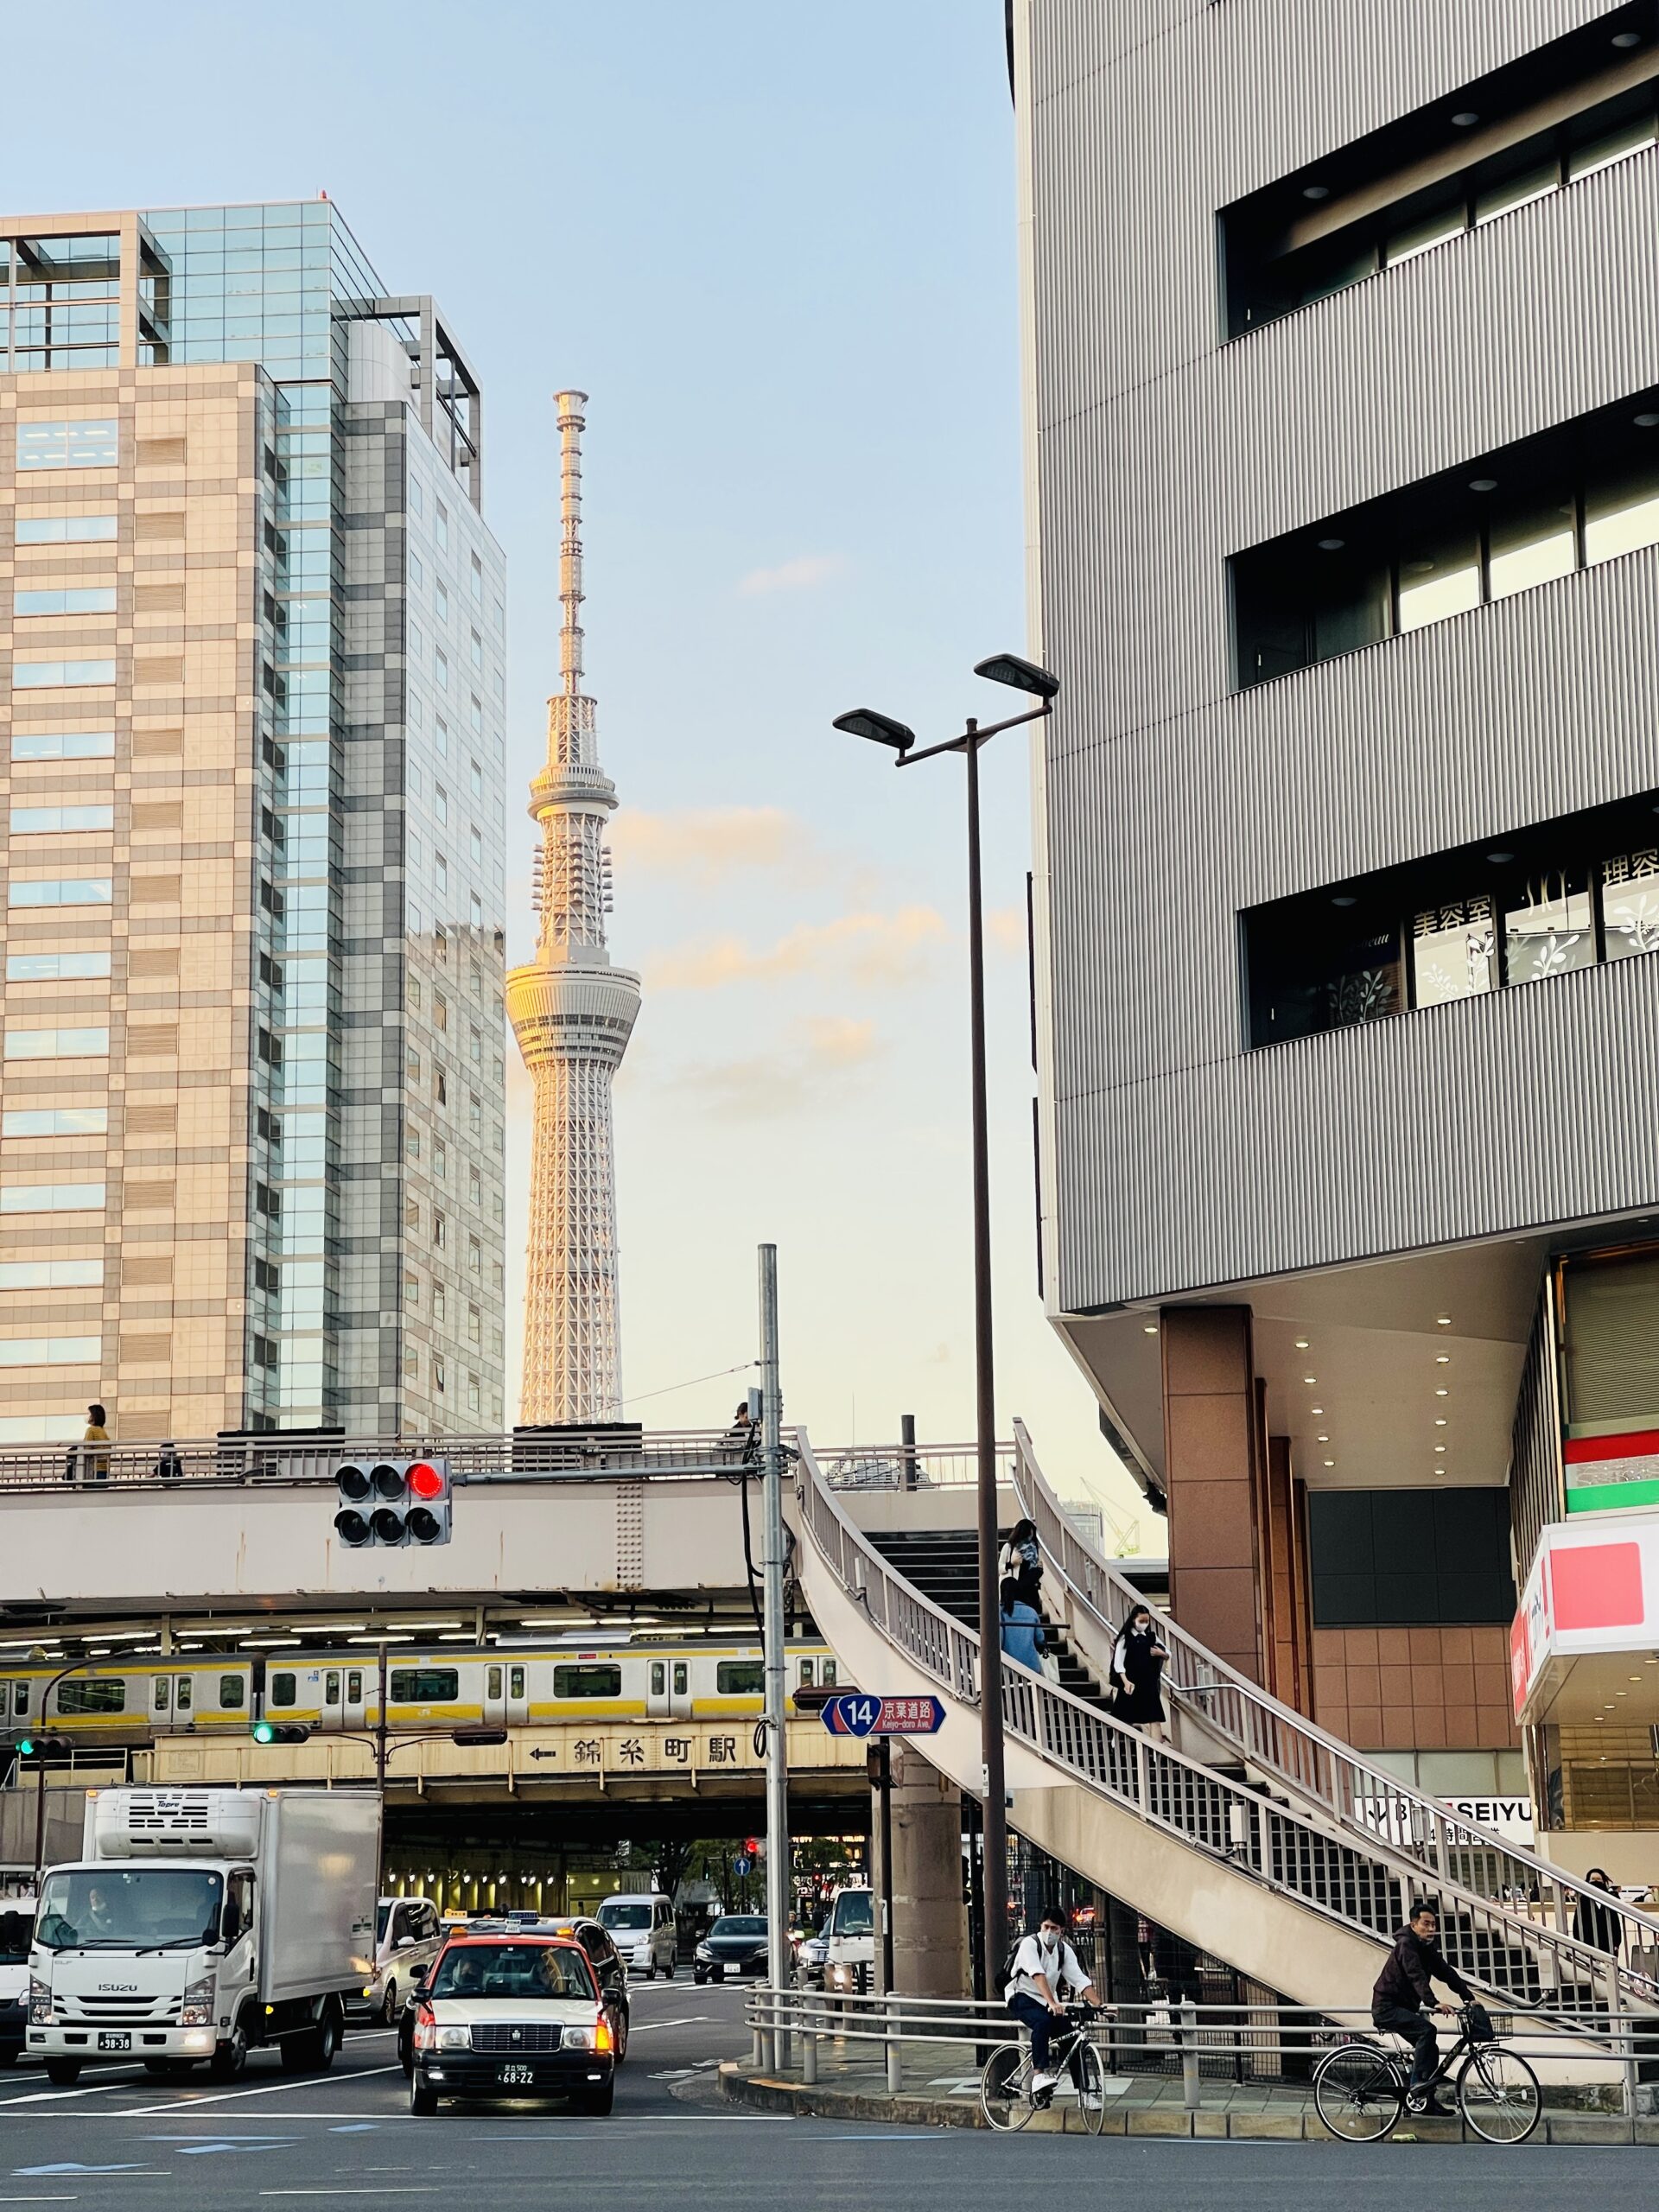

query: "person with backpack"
xmin=1004 ymin=1905 xmax=1103 ymax=2097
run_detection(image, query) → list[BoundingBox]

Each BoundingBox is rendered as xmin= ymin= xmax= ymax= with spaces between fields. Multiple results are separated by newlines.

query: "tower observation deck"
xmin=506 ymin=391 xmax=641 ymax=1422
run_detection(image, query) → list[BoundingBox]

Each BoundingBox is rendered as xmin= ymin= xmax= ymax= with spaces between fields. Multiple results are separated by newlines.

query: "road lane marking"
xmin=621 ymin=2018 xmax=708 ymax=2033
xmin=259 ymin=2192 xmax=443 ymax=2198
xmin=136 ymin=2068 xmax=401 ymax=2113
xmin=0 ymin=2077 xmax=143 ymax=2107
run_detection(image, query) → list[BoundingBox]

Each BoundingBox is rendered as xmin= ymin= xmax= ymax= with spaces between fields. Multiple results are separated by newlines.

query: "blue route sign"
xmin=820 ymin=1693 xmax=945 ymax=1738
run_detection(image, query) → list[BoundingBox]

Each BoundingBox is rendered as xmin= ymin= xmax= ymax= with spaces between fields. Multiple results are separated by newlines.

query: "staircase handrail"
xmin=791 ymin=1427 xmax=1638 ymax=2027
xmin=1008 ymin=1416 xmax=1659 ymax=1974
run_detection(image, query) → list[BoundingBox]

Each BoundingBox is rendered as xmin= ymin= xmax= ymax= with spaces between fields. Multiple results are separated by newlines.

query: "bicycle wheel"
xmin=1067 ymin=2037 xmax=1108 ymax=2134
xmin=1313 ymin=2043 xmax=1404 ymax=2142
xmin=980 ymin=2041 xmax=1036 ymax=2133
xmin=1457 ymin=2045 xmax=1541 ymax=2145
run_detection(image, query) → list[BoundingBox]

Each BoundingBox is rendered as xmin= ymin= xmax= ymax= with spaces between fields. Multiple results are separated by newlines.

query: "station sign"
xmin=819 ymin=1693 xmax=945 ymax=1738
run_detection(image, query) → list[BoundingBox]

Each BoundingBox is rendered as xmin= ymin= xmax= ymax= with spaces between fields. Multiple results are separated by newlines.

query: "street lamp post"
xmin=833 ymin=652 xmax=1059 ymax=1996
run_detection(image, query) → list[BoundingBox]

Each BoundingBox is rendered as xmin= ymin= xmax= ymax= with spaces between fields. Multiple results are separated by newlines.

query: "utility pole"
xmin=759 ymin=1243 xmax=790 ymax=2006
xmin=376 ymin=1643 xmax=389 ymax=1790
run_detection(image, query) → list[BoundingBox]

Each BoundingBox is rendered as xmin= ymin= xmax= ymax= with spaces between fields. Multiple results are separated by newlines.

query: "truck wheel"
xmin=45 ymin=2059 xmax=82 ymax=2087
xmin=282 ymin=2003 xmax=341 ymax=2074
xmin=208 ymin=2020 xmax=249 ymax=2082
xmin=410 ymin=2074 xmax=439 ymax=2116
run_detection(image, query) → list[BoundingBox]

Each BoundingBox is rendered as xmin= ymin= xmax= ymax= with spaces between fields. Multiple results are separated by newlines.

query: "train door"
xmin=342 ymin=1663 xmax=368 ymax=1732
xmin=483 ymin=1661 xmax=529 ymax=1728
xmin=646 ymin=1656 xmax=693 ymax=1720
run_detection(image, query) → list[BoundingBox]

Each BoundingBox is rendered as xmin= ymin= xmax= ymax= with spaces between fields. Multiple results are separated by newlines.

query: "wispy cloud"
xmin=645 ymin=905 xmax=948 ymax=993
xmin=611 ymin=805 xmax=811 ymax=888
xmin=987 ymin=905 xmax=1026 ymax=957
xmin=735 ymin=551 xmax=849 ymax=597
xmin=671 ymin=1015 xmax=882 ymax=1122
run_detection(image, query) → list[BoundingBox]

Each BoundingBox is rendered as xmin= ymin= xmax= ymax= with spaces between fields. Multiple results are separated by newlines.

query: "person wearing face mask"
xmin=1004 ymin=1906 xmax=1102 ymax=2097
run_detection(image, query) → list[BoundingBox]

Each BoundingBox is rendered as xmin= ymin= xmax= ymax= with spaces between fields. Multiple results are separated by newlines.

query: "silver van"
xmin=595 ymin=1892 xmax=677 ymax=1978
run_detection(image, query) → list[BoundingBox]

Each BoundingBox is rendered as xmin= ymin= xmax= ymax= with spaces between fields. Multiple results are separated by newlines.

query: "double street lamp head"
xmin=831 ymin=705 xmax=915 ymax=756
xmin=972 ymin=651 xmax=1060 ymax=699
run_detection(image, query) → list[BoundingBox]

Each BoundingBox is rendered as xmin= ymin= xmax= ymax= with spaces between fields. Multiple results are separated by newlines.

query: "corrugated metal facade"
xmin=1022 ymin=0 xmax=1659 ymax=1314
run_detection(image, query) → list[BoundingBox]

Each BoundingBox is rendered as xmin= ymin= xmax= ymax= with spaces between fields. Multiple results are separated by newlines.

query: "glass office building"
xmin=0 ymin=202 xmax=507 ymax=1441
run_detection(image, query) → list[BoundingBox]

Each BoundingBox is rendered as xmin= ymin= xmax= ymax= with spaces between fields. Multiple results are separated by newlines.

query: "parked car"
xmin=408 ymin=1933 xmax=615 ymax=2116
xmin=595 ymin=1892 xmax=677 ymax=1978
xmin=694 ymin=1914 xmax=769 ymax=1983
xmin=353 ymin=1895 xmax=444 ymax=2024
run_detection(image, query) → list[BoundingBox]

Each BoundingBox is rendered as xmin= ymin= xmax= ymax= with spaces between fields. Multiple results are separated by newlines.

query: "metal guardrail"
xmin=791 ymin=1430 xmax=1644 ymax=2038
xmin=742 ymin=1983 xmax=1654 ymax=2110
xmin=819 ymin=1443 xmax=1017 ymax=1492
xmin=0 ymin=1427 xmax=755 ymax=1495
xmin=1007 ymin=1419 xmax=1659 ymax=2010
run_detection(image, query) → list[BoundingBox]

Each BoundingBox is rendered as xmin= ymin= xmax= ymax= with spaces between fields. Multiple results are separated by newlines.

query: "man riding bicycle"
xmin=1371 ymin=1899 xmax=1473 ymax=2117
xmin=1005 ymin=1906 xmax=1103 ymax=2097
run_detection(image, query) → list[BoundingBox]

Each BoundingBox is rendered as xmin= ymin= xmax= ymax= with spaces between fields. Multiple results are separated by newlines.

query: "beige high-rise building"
xmin=0 ymin=205 xmax=509 ymax=1446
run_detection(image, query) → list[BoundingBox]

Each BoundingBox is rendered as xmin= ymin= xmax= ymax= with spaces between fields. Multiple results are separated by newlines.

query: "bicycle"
xmin=980 ymin=2002 xmax=1109 ymax=2133
xmin=1313 ymin=2003 xmax=1541 ymax=2145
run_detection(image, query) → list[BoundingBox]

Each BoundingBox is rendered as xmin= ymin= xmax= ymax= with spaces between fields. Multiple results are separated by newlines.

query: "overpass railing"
xmin=0 ymin=1427 xmax=754 ymax=1494
xmin=817 ymin=1441 xmax=1016 ymax=1492
xmin=1007 ymin=1419 xmax=1659 ymax=2009
xmin=792 ymin=1429 xmax=1649 ymax=2035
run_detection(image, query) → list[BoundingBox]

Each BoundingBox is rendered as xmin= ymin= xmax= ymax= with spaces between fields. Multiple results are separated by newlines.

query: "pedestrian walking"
xmin=999 ymin=1519 xmax=1042 ymax=1609
xmin=69 ymin=1402 xmax=111 ymax=1485
xmin=1110 ymin=1603 xmax=1169 ymax=1742
xmin=1574 ymin=1867 xmax=1623 ymax=1955
xmin=999 ymin=1576 xmax=1046 ymax=1673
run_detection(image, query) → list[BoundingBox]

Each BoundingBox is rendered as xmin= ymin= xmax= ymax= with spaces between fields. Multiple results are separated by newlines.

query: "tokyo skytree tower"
xmin=506 ymin=391 xmax=641 ymax=1423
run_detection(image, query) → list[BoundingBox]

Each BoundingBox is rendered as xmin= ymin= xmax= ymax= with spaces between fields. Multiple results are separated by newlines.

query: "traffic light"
xmin=251 ymin=1719 xmax=312 ymax=1746
xmin=334 ymin=1458 xmax=449 ymax=1547
xmin=11 ymin=1734 xmax=70 ymax=1765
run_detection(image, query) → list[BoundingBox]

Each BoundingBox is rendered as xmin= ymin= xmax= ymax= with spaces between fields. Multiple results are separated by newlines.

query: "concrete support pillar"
xmin=873 ymin=1745 xmax=968 ymax=1996
xmin=1160 ymin=1306 xmax=1263 ymax=1683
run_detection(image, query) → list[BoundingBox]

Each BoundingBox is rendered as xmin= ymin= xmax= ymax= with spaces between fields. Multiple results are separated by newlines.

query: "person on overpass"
xmin=1005 ymin=1905 xmax=1102 ymax=2097
xmin=1370 ymin=1900 xmax=1473 ymax=2116
xmin=999 ymin=1577 xmax=1046 ymax=1674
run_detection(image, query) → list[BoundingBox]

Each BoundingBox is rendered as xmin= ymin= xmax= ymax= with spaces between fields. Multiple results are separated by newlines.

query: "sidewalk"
xmin=716 ymin=2028 xmax=1659 ymax=2143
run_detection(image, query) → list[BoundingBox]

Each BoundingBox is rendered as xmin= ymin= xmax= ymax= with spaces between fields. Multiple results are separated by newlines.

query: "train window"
xmin=552 ymin=1663 xmax=621 ymax=1700
xmin=59 ymin=1678 xmax=125 ymax=1714
xmin=672 ymin=1662 xmax=688 ymax=1697
xmin=650 ymin=1662 xmax=665 ymax=1696
xmin=798 ymin=1660 xmax=815 ymax=1687
xmin=175 ymin=1675 xmax=192 ymax=1713
xmin=153 ymin=1676 xmax=169 ymax=1712
xmin=487 ymin=1665 xmax=502 ymax=1700
xmin=346 ymin=1669 xmax=362 ymax=1703
xmin=0 ymin=1683 xmax=9 ymax=1717
xmin=270 ymin=1672 xmax=297 ymax=1708
xmin=324 ymin=1671 xmax=340 ymax=1707
xmin=11 ymin=1681 xmax=26 ymax=1714
xmin=822 ymin=1658 xmax=836 ymax=1686
xmin=509 ymin=1665 xmax=524 ymax=1699
xmin=220 ymin=1674 xmax=245 ymax=1708
xmin=717 ymin=1662 xmax=765 ymax=1696
xmin=390 ymin=1668 xmax=460 ymax=1702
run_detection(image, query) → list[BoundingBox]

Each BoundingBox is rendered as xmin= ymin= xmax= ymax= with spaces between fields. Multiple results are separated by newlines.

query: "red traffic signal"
xmin=333 ymin=1458 xmax=449 ymax=1546
xmin=408 ymin=1460 xmax=444 ymax=1500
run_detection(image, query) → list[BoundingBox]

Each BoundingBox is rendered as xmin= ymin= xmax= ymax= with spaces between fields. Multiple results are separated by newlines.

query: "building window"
xmin=470 ymin=552 xmax=483 ymax=601
xmin=11 ymin=658 xmax=116 ymax=688
xmin=14 ymin=588 xmax=117 ymax=617
xmin=10 ymin=805 xmax=113 ymax=835
xmin=433 ymin=1211 xmax=447 ymax=1249
xmin=404 ymin=1272 xmax=419 ymax=1307
xmin=1245 ymin=791 xmax=1659 ymax=1046
xmin=1220 ymin=20 xmax=1659 ymax=337
xmin=435 ymin=783 xmax=448 ymax=823
xmin=0 ymin=1335 xmax=101 ymax=1365
xmin=7 ymin=877 xmax=111 ymax=908
xmin=435 ymin=500 xmax=449 ymax=551
xmin=433 ymin=1356 xmax=446 ymax=1395
xmin=1307 ymin=1488 xmax=1514 ymax=1626
xmin=435 ymin=647 xmax=448 ymax=690
xmin=15 ymin=513 xmax=117 ymax=543
xmin=466 ymin=1373 xmax=480 ymax=1413
xmin=1233 ymin=385 xmax=1659 ymax=687
xmin=0 ymin=1181 xmax=105 ymax=1211
xmin=3 ymin=1028 xmax=108 ymax=1061
xmin=6 ymin=953 xmax=110 ymax=983
xmin=10 ymin=728 xmax=113 ymax=762
xmin=16 ymin=419 xmax=119 ymax=469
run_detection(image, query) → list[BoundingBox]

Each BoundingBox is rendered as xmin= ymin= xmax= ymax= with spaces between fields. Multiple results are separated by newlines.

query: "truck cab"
xmin=822 ymin=1885 xmax=877 ymax=1994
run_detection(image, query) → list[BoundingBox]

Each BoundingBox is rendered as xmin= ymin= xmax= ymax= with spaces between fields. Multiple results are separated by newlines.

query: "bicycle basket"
xmin=1464 ymin=2001 xmax=1497 ymax=2044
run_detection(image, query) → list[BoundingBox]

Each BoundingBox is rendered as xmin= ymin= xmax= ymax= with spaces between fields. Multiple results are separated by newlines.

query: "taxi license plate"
xmin=97 ymin=2031 xmax=131 ymax=2051
xmin=497 ymin=2063 xmax=534 ymax=2086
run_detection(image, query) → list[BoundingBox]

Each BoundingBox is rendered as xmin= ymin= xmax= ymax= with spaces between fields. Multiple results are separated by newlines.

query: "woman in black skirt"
xmin=1110 ymin=1605 xmax=1169 ymax=1744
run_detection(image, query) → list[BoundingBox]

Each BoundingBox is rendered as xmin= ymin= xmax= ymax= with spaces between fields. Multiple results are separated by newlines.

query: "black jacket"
xmin=1370 ymin=1927 xmax=1472 ymax=2018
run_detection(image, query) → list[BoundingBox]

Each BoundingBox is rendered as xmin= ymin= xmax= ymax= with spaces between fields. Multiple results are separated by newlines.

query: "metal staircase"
xmin=794 ymin=1427 xmax=1651 ymax=2063
xmin=1007 ymin=1419 xmax=1659 ymax=2018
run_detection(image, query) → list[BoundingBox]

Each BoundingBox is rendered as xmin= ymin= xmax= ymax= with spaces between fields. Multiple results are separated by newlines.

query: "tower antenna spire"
xmin=506 ymin=391 xmax=641 ymax=1422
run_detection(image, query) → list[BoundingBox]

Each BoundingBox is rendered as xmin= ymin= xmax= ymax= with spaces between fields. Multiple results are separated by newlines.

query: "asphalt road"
xmin=0 ymin=1978 xmax=1645 ymax=2209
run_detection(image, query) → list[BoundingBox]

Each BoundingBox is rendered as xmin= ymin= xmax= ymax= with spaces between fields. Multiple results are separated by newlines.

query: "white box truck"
xmin=28 ymin=1786 xmax=379 ymax=2085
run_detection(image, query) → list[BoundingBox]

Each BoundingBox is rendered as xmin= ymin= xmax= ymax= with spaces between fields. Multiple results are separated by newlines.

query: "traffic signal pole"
xmin=759 ymin=1245 xmax=790 ymax=2045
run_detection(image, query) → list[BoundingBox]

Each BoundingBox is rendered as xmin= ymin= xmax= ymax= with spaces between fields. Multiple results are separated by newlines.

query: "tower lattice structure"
xmin=506 ymin=391 xmax=641 ymax=1423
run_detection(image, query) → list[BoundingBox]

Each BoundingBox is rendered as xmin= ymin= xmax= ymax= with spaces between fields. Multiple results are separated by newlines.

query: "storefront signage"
xmin=1565 ymin=1428 xmax=1659 ymax=1513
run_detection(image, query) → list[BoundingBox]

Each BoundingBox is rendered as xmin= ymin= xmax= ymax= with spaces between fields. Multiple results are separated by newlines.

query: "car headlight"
xmin=563 ymin=2024 xmax=595 ymax=2051
xmin=696 ymin=1944 xmax=713 ymax=1960
xmin=435 ymin=2024 xmax=471 ymax=2050
xmin=28 ymin=1975 xmax=54 ymax=2026
xmin=181 ymin=1974 xmax=216 ymax=2029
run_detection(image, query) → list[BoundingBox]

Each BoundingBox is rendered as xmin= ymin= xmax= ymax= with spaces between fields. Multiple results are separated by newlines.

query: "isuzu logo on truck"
xmin=98 ymin=1983 xmax=139 ymax=1992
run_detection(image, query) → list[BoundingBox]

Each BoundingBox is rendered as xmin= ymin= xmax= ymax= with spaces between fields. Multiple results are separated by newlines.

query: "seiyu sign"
xmin=1356 ymin=1792 xmax=1535 ymax=1852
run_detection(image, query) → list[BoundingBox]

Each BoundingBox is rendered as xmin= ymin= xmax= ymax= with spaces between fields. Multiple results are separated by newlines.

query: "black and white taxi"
xmin=409 ymin=1935 xmax=616 ymax=2115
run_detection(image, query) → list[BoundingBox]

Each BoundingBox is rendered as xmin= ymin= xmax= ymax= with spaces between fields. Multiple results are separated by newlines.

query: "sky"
xmin=10 ymin=1 xmax=1149 ymax=1542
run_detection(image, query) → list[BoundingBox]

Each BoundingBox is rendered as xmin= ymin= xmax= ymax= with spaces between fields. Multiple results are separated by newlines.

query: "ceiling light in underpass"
xmin=1294 ymin=1338 xmax=1310 ymax=1349
xmin=1614 ymin=29 xmax=1643 ymax=48
xmin=1436 ymin=1354 xmax=1451 ymax=1364
xmin=1303 ymin=183 xmax=1330 ymax=200
xmin=1452 ymin=110 xmax=1480 ymax=125
xmin=1312 ymin=1405 xmax=1324 ymax=1414
xmin=1324 ymin=1459 xmax=1335 ymax=1468
xmin=1436 ymin=1315 xmax=1452 ymax=1325
xmin=1636 ymin=412 xmax=1659 ymax=428
xmin=1435 ymin=1388 xmax=1448 ymax=1397
xmin=1317 ymin=1434 xmax=1330 ymax=1443
xmin=1435 ymin=1419 xmax=1447 ymax=1427
xmin=1468 ymin=477 xmax=1497 ymax=492
xmin=1332 ymin=894 xmax=1357 ymax=907
xmin=1485 ymin=849 xmax=1514 ymax=863
xmin=1317 ymin=537 xmax=1345 ymax=551
xmin=1304 ymin=1376 xmax=1317 ymax=1384
xmin=1143 ymin=1325 xmax=1159 ymax=1335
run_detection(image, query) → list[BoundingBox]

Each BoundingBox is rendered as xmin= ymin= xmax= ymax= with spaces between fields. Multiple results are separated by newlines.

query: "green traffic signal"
xmin=251 ymin=1719 xmax=276 ymax=1745
xmin=251 ymin=1719 xmax=311 ymax=1746
xmin=16 ymin=1736 xmax=34 ymax=1758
